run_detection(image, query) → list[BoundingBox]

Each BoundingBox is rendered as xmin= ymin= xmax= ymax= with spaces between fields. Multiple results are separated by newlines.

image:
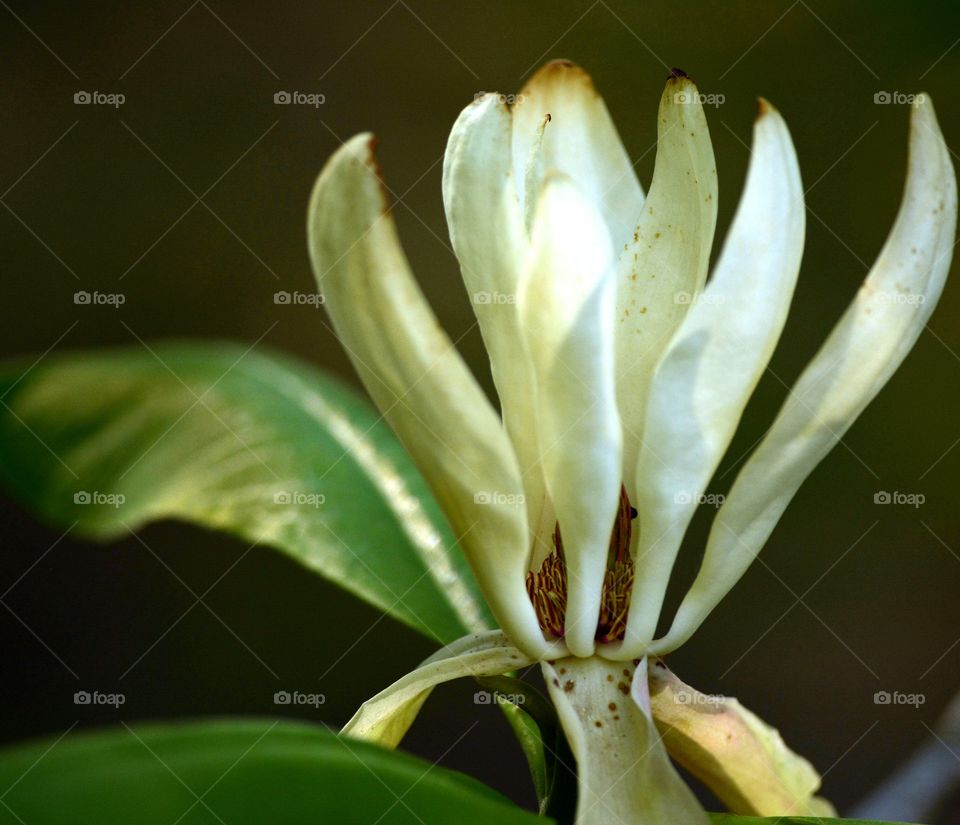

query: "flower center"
xmin=525 ymin=487 xmax=636 ymax=644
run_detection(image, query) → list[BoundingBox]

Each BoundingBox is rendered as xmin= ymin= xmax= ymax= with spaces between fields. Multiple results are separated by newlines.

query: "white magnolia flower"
xmin=308 ymin=61 xmax=955 ymax=825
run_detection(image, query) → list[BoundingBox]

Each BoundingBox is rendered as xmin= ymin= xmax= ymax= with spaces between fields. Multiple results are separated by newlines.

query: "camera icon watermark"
xmin=873 ymin=490 xmax=925 ymax=508
xmin=274 ymin=91 xmax=326 ymax=108
xmin=274 ymin=290 xmax=324 ymax=308
xmin=673 ymin=490 xmax=725 ymax=508
xmin=474 ymin=491 xmax=525 ymax=507
xmin=74 ymin=290 xmax=125 ymax=308
xmin=673 ymin=90 xmax=725 ymax=108
xmin=874 ymin=91 xmax=926 ymax=106
xmin=474 ymin=690 xmax=525 ymax=706
xmin=674 ymin=690 xmax=724 ymax=706
xmin=273 ymin=690 xmax=326 ymax=707
xmin=273 ymin=490 xmax=325 ymax=508
xmin=875 ymin=290 xmax=925 ymax=306
xmin=74 ymin=490 xmax=125 ymax=508
xmin=473 ymin=291 xmax=516 ymax=305
xmin=473 ymin=92 xmax=526 ymax=106
xmin=874 ymin=690 xmax=925 ymax=707
xmin=74 ymin=690 xmax=125 ymax=707
xmin=74 ymin=90 xmax=126 ymax=108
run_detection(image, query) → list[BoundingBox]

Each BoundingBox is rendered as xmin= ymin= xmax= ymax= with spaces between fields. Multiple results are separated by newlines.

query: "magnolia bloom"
xmin=309 ymin=62 xmax=955 ymax=825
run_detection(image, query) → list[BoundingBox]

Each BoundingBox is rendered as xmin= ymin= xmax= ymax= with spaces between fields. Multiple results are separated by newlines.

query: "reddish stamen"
xmin=525 ymin=487 xmax=637 ymax=644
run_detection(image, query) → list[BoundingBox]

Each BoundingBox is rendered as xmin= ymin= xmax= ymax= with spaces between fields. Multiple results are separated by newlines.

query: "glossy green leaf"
xmin=709 ymin=817 xmax=912 ymax=825
xmin=0 ymin=719 xmax=545 ymax=825
xmin=0 ymin=342 xmax=556 ymax=810
xmin=0 ymin=342 xmax=494 ymax=643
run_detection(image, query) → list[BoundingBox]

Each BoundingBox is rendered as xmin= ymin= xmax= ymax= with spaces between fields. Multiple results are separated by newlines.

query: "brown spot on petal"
xmin=564 ymin=680 xmax=575 ymax=692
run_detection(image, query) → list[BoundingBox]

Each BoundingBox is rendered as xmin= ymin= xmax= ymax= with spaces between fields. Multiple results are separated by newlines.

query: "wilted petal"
xmin=659 ymin=95 xmax=957 ymax=652
xmin=520 ymin=176 xmax=622 ymax=657
xmin=443 ymin=95 xmax=548 ymax=557
xmin=648 ymin=659 xmax=834 ymax=816
xmin=543 ymin=656 xmax=709 ymax=825
xmin=512 ymin=60 xmax=645 ymax=247
xmin=615 ymin=72 xmax=718 ymax=497
xmin=307 ymin=135 xmax=547 ymax=658
xmin=343 ymin=631 xmax=534 ymax=746
xmin=621 ymin=101 xmax=804 ymax=655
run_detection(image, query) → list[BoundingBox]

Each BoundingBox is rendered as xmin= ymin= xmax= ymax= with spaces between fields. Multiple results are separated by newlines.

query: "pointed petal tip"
xmin=524 ymin=59 xmax=598 ymax=96
xmin=313 ymin=132 xmax=388 ymax=216
xmin=544 ymin=58 xmax=579 ymax=69
xmin=662 ymin=72 xmax=701 ymax=106
xmin=538 ymin=58 xmax=585 ymax=75
xmin=339 ymin=131 xmax=379 ymax=167
xmin=666 ymin=68 xmax=699 ymax=91
xmin=913 ymin=91 xmax=934 ymax=109
xmin=910 ymin=91 xmax=939 ymax=125
xmin=756 ymin=97 xmax=775 ymax=119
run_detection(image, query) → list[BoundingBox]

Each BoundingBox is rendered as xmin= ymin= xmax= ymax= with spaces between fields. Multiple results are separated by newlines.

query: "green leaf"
xmin=0 ymin=342 xmax=553 ymax=812
xmin=708 ymin=817 xmax=914 ymax=825
xmin=0 ymin=719 xmax=546 ymax=825
xmin=0 ymin=342 xmax=494 ymax=643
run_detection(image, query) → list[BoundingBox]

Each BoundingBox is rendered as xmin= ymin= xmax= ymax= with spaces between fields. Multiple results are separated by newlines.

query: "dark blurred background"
xmin=3 ymin=0 xmax=960 ymax=818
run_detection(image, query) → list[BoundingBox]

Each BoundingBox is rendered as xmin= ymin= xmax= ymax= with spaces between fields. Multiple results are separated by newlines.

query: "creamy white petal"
xmin=615 ymin=72 xmax=719 ymax=497
xmin=619 ymin=101 xmax=804 ymax=655
xmin=648 ymin=659 xmax=834 ymax=816
xmin=512 ymin=60 xmax=645 ymax=247
xmin=520 ymin=176 xmax=622 ymax=658
xmin=443 ymin=95 xmax=548 ymax=560
xmin=342 ymin=631 xmax=534 ymax=746
xmin=658 ymin=95 xmax=957 ymax=652
xmin=307 ymin=135 xmax=547 ymax=658
xmin=543 ymin=656 xmax=709 ymax=825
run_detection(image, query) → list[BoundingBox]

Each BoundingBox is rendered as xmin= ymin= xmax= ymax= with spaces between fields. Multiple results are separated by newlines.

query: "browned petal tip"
xmin=668 ymin=67 xmax=690 ymax=81
xmin=362 ymin=135 xmax=391 ymax=216
xmin=756 ymin=97 xmax=771 ymax=119
xmin=364 ymin=134 xmax=383 ymax=177
xmin=526 ymin=59 xmax=593 ymax=89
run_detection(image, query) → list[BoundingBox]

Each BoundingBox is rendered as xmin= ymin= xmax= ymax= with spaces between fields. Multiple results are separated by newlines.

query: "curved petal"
xmin=307 ymin=135 xmax=547 ymax=659
xmin=443 ymin=95 xmax=548 ymax=559
xmin=519 ymin=176 xmax=622 ymax=658
xmin=658 ymin=94 xmax=957 ymax=652
xmin=620 ymin=101 xmax=805 ymax=655
xmin=615 ymin=72 xmax=719 ymax=498
xmin=648 ymin=659 xmax=834 ymax=816
xmin=543 ymin=656 xmax=709 ymax=825
xmin=343 ymin=631 xmax=535 ymax=746
xmin=512 ymin=60 xmax=645 ymax=248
